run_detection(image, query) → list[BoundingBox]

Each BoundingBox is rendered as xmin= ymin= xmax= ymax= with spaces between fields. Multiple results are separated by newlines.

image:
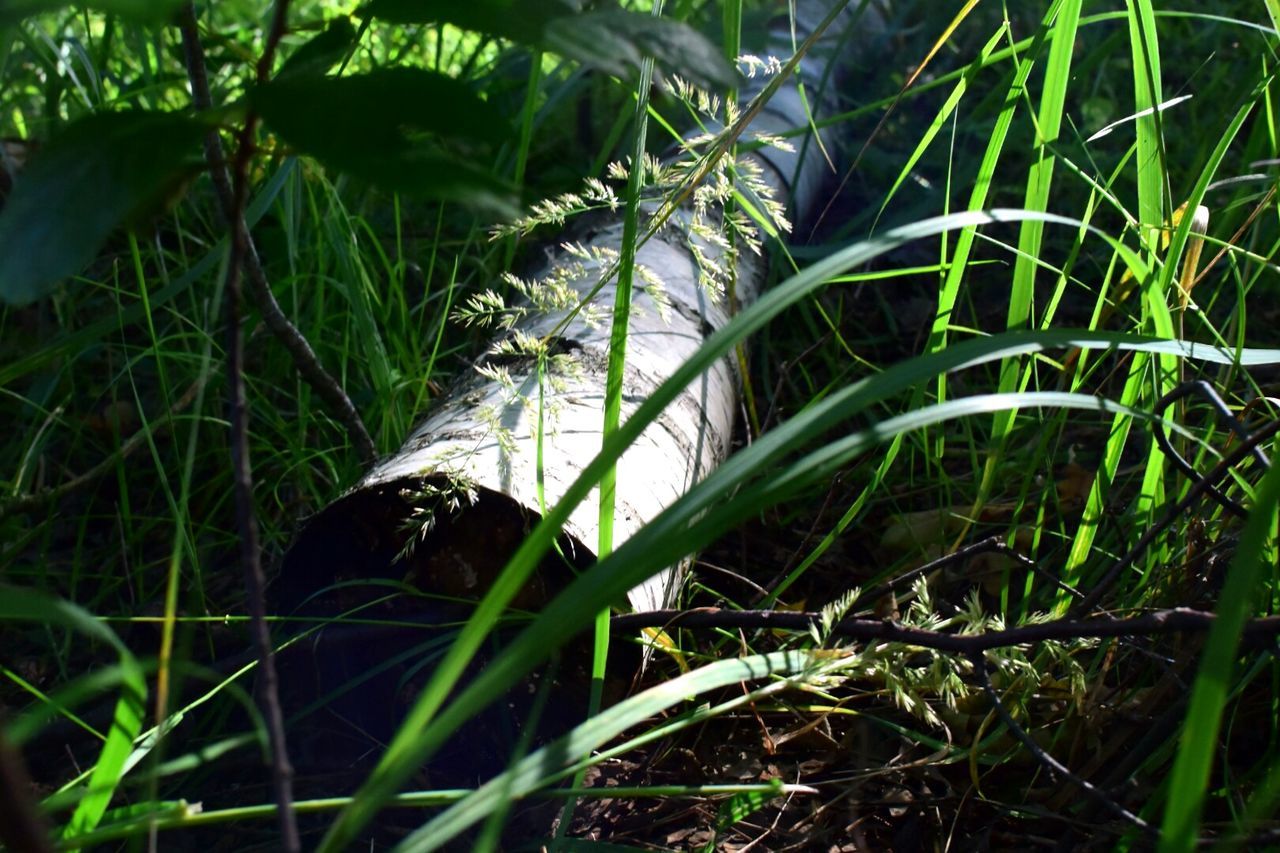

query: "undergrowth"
xmin=2 ymin=0 xmax=1280 ymax=850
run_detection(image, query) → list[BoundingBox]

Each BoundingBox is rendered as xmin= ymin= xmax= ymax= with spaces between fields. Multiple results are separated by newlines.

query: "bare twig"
xmin=1072 ymin=417 xmax=1280 ymax=616
xmin=611 ymin=606 xmax=1280 ymax=652
xmin=1152 ymin=380 xmax=1271 ymax=519
xmin=971 ymin=652 xmax=1156 ymax=835
xmin=177 ymin=5 xmax=377 ymax=465
xmin=194 ymin=1 xmax=301 ymax=848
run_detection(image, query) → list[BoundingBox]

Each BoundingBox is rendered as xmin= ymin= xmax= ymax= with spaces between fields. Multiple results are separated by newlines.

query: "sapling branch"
xmin=177 ymin=4 xmax=377 ymax=465
xmin=1151 ymin=380 xmax=1270 ymax=520
xmin=199 ymin=1 xmax=302 ymax=848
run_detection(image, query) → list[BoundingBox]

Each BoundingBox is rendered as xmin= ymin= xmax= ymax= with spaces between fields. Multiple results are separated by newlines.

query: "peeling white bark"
xmin=370 ymin=207 xmax=759 ymax=610
xmin=286 ymin=1 xmax=887 ymax=613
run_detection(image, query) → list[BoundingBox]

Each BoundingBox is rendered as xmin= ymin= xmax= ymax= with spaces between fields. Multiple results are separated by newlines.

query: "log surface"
xmin=282 ymin=0 xmax=889 ymax=613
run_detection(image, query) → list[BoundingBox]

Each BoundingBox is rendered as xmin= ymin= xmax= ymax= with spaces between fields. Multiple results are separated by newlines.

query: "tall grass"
xmin=3 ymin=0 xmax=1280 ymax=848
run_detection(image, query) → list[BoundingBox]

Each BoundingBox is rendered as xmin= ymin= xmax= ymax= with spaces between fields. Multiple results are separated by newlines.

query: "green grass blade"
xmin=1158 ymin=460 xmax=1280 ymax=851
xmin=596 ymin=0 xmax=659 ymax=652
xmin=397 ymin=651 xmax=811 ymax=851
xmin=1005 ymin=0 xmax=1081 ymax=335
xmin=984 ymin=0 xmax=1081 ymax=476
xmin=1058 ymin=72 xmax=1266 ymax=608
xmin=1266 ymin=0 xmax=1280 ymax=35
xmin=0 ymin=585 xmax=146 ymax=839
xmin=1128 ymin=0 xmax=1166 ymax=240
xmin=314 ymin=206 xmax=1248 ymax=849
xmin=873 ymin=25 xmax=1005 ymax=231
xmin=919 ymin=4 xmax=1053 ymax=445
xmin=1127 ymin=0 xmax=1175 ymax=582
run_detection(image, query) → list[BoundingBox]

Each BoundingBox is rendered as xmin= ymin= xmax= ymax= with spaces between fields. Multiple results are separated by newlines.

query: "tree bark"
xmin=281 ymin=0 xmax=887 ymax=614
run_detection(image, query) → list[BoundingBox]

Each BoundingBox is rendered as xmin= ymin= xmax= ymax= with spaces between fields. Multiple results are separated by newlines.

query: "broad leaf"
xmin=335 ymin=147 xmax=515 ymax=212
xmin=362 ymin=0 xmax=580 ymax=44
xmin=252 ymin=68 xmax=514 ymax=209
xmin=0 ymin=110 xmax=205 ymax=306
xmin=362 ymin=0 xmax=736 ymax=89
xmin=276 ymin=16 xmax=359 ymax=81
xmin=0 ymin=0 xmax=185 ymax=25
xmin=253 ymin=67 xmax=509 ymax=147
xmin=545 ymin=10 xmax=737 ymax=90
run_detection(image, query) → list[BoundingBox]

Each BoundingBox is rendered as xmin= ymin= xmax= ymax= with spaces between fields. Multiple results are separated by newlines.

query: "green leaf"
xmin=713 ymin=779 xmax=781 ymax=832
xmin=0 ymin=110 xmax=205 ymax=306
xmin=0 ymin=0 xmax=185 ymax=25
xmin=276 ymin=17 xmax=359 ymax=81
xmin=700 ymin=780 xmax=784 ymax=852
xmin=253 ymin=67 xmax=508 ymax=147
xmin=0 ymin=159 xmax=295 ymax=385
xmin=252 ymin=68 xmax=515 ymax=209
xmin=0 ymin=585 xmax=146 ymax=839
xmin=363 ymin=0 xmax=579 ymax=43
xmin=545 ymin=10 xmax=737 ymax=90
xmin=362 ymin=0 xmax=736 ymax=89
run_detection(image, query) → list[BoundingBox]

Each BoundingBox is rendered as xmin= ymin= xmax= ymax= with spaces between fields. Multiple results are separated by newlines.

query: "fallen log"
xmin=278 ymin=0 xmax=887 ymax=619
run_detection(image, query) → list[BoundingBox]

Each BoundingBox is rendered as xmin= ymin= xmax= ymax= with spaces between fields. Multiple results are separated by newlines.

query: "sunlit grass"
xmin=2 ymin=0 xmax=1279 ymax=848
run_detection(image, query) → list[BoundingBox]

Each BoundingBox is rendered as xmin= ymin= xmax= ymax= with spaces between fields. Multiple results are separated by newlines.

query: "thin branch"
xmin=1072 ymin=417 xmax=1280 ymax=615
xmin=192 ymin=1 xmax=301 ymax=849
xmin=177 ymin=5 xmax=377 ymax=465
xmin=611 ymin=607 xmax=1280 ymax=652
xmin=1151 ymin=380 xmax=1270 ymax=519
xmin=971 ymin=652 xmax=1156 ymax=835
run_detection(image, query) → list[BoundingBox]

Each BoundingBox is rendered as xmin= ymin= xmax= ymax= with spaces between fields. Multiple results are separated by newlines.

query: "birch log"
xmin=279 ymin=0 xmax=887 ymax=615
